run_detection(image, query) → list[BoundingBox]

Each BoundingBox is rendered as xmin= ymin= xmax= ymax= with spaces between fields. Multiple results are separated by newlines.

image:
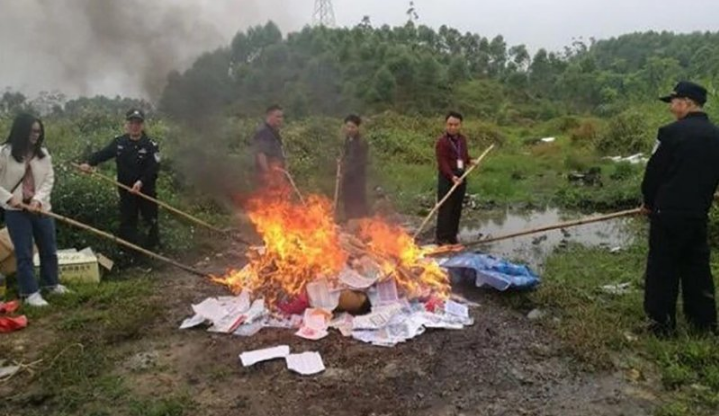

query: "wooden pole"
xmin=71 ymin=163 xmax=249 ymax=245
xmin=333 ymin=158 xmax=342 ymax=212
xmin=72 ymin=163 xmax=224 ymax=233
xmin=22 ymin=205 xmax=209 ymax=277
xmin=413 ymin=144 xmax=496 ymax=239
xmin=460 ymin=207 xmax=643 ymax=248
xmin=278 ymin=168 xmax=306 ymax=206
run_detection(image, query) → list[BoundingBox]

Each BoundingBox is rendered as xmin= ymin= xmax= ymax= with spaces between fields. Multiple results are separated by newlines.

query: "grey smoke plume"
xmin=0 ymin=0 xmax=297 ymax=99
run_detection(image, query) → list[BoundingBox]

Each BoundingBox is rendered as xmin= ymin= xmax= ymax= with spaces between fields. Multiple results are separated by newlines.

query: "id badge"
xmin=457 ymin=159 xmax=464 ymax=170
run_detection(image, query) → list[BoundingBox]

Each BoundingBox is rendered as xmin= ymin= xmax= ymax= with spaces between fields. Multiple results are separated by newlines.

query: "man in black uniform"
xmin=642 ymin=81 xmax=719 ymax=336
xmin=80 ymin=109 xmax=161 ymax=251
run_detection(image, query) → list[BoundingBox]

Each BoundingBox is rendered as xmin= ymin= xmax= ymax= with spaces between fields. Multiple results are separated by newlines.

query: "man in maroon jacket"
xmin=435 ymin=111 xmax=472 ymax=245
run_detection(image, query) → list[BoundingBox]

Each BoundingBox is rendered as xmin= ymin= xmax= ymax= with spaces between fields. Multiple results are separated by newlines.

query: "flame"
xmin=214 ymin=171 xmax=450 ymax=309
xmin=356 ymin=218 xmax=450 ymax=299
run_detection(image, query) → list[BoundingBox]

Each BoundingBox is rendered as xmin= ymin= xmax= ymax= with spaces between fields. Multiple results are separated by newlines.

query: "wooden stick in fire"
xmin=21 ymin=204 xmax=209 ymax=277
xmin=278 ymin=168 xmax=306 ymax=206
xmin=412 ymin=144 xmax=496 ymax=240
xmin=70 ymin=162 xmax=249 ymax=245
xmin=333 ymin=157 xmax=343 ymax=212
xmin=450 ymin=207 xmax=643 ymax=250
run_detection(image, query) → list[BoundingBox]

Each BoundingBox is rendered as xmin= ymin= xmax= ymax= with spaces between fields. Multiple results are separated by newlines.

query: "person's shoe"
xmin=25 ymin=292 xmax=49 ymax=307
xmin=48 ymin=284 xmax=71 ymax=295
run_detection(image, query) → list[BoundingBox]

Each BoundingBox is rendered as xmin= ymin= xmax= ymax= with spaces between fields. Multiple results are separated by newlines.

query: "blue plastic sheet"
xmin=438 ymin=252 xmax=540 ymax=291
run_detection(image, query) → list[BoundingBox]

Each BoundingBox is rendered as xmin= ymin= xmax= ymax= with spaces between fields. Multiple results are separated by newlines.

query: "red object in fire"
xmin=277 ymin=291 xmax=310 ymax=316
xmin=424 ymin=295 xmax=443 ymax=313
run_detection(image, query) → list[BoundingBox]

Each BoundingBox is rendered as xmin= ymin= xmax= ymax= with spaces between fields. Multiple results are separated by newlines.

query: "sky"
xmin=1 ymin=0 xmax=717 ymax=98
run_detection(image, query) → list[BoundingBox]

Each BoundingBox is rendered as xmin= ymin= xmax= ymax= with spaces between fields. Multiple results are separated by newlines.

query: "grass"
xmin=509 ymin=228 xmax=719 ymax=416
xmin=0 ymin=274 xmax=197 ymax=416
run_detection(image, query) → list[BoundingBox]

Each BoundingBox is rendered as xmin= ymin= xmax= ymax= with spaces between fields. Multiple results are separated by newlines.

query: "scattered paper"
xmin=329 ymin=312 xmax=354 ymax=337
xmin=286 ymin=352 xmax=325 ymax=375
xmin=353 ymin=304 xmax=402 ymax=330
xmin=295 ymin=326 xmax=329 ymax=340
xmin=239 ymin=345 xmax=290 ymax=367
xmin=303 ymin=308 xmax=331 ymax=330
xmin=192 ymin=298 xmax=227 ymax=323
xmin=233 ymin=321 xmax=264 ymax=337
xmin=179 ymin=314 xmax=206 ymax=329
xmin=540 ymin=137 xmax=556 ymax=143
xmin=445 ymin=300 xmax=470 ymax=319
xmin=376 ymin=279 xmax=399 ymax=305
xmin=339 ymin=267 xmax=378 ymax=290
xmin=265 ymin=315 xmax=303 ymax=329
xmin=306 ymin=279 xmax=341 ymax=310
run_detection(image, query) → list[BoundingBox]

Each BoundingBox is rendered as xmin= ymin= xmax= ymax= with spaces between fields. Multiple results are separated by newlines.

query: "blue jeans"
xmin=5 ymin=210 xmax=59 ymax=296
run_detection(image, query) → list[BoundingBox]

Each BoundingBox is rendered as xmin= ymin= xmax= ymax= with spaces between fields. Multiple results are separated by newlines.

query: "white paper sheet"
xmin=239 ymin=345 xmax=290 ymax=367
xmin=339 ymin=267 xmax=378 ymax=290
xmin=376 ymin=279 xmax=399 ymax=304
xmin=285 ymin=352 xmax=326 ymax=375
xmin=294 ymin=326 xmax=329 ymax=340
xmin=444 ymin=300 xmax=470 ymax=319
xmin=179 ymin=314 xmax=206 ymax=329
xmin=306 ymin=279 xmax=341 ymax=310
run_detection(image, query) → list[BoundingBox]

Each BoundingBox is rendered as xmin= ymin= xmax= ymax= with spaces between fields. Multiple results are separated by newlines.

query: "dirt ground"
xmin=1 ymin=239 xmax=658 ymax=416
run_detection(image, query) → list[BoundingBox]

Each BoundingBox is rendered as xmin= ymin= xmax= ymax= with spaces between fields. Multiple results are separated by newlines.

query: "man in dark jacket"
xmin=340 ymin=114 xmax=369 ymax=220
xmin=641 ymin=81 xmax=719 ymax=336
xmin=80 ymin=109 xmax=161 ymax=251
xmin=253 ymin=104 xmax=285 ymax=187
xmin=435 ymin=111 xmax=472 ymax=245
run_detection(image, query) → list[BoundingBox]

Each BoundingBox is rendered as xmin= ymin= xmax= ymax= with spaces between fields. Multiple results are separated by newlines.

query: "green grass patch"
xmin=516 ymin=233 xmax=719 ymax=416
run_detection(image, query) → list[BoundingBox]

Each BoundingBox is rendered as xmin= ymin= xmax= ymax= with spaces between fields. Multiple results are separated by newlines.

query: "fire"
xmin=356 ymin=218 xmax=450 ymax=299
xmin=214 ymin=174 xmax=450 ymax=309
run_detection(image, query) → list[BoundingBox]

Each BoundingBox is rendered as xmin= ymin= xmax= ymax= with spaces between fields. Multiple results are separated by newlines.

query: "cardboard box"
xmin=0 ymin=227 xmax=17 ymax=276
xmin=34 ymin=248 xmax=101 ymax=284
xmin=0 ymin=227 xmax=37 ymax=276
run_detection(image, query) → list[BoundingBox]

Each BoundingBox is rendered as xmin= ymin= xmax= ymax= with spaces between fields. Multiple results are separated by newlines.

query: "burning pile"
xmin=182 ymin=178 xmax=473 ymax=346
xmin=213 ymin=183 xmax=451 ymax=311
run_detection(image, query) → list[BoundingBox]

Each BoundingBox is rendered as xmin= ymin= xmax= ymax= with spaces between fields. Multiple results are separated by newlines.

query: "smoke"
xmin=0 ymin=0 xmax=299 ymax=99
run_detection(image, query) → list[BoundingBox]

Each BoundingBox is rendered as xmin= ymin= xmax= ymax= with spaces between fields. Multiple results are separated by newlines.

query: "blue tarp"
xmin=438 ymin=252 xmax=540 ymax=291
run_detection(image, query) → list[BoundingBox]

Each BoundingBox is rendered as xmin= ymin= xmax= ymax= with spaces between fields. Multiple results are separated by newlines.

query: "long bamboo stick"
xmin=71 ymin=163 xmax=249 ymax=244
xmin=333 ymin=158 xmax=342 ymax=212
xmin=22 ymin=204 xmax=209 ymax=276
xmin=413 ymin=144 xmax=496 ymax=239
xmin=460 ymin=207 xmax=643 ymax=248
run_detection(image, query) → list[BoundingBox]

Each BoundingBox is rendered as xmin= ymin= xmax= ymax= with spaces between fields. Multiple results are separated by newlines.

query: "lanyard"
xmin=447 ymin=135 xmax=461 ymax=158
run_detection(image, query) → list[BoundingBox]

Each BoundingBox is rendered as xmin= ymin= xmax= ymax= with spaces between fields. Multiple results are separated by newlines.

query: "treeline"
xmin=159 ymin=21 xmax=719 ymax=122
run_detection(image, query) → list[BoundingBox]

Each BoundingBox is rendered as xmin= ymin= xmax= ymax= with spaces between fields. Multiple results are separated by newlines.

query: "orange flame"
xmin=214 ymin=172 xmax=450 ymax=309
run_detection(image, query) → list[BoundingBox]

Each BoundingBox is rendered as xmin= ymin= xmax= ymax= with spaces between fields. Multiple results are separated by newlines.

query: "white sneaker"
xmin=25 ymin=292 xmax=49 ymax=307
xmin=49 ymin=285 xmax=71 ymax=295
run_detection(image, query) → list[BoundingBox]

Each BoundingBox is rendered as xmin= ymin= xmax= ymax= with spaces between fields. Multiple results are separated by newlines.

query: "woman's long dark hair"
xmin=4 ymin=113 xmax=47 ymax=163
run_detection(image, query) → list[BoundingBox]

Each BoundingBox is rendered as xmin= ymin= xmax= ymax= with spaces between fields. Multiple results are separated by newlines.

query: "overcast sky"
xmin=1 ymin=0 xmax=717 ymax=98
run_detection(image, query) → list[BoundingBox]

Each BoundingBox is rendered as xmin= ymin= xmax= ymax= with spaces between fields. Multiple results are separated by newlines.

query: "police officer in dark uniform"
xmin=80 ymin=109 xmax=161 ymax=252
xmin=641 ymin=81 xmax=719 ymax=336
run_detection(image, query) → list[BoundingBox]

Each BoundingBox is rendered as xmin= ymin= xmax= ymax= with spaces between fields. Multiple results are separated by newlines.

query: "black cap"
xmin=659 ymin=81 xmax=708 ymax=105
xmin=125 ymin=108 xmax=145 ymax=121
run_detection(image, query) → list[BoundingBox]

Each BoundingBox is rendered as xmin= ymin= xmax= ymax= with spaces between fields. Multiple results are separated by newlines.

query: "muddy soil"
xmin=2 ymin=226 xmax=657 ymax=416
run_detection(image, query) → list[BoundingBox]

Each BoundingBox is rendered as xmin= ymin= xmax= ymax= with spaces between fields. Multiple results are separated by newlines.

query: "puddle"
xmin=459 ymin=207 xmax=636 ymax=271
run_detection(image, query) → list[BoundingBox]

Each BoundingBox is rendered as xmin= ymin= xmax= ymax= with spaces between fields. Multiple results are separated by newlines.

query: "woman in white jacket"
xmin=0 ymin=113 xmax=68 ymax=307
